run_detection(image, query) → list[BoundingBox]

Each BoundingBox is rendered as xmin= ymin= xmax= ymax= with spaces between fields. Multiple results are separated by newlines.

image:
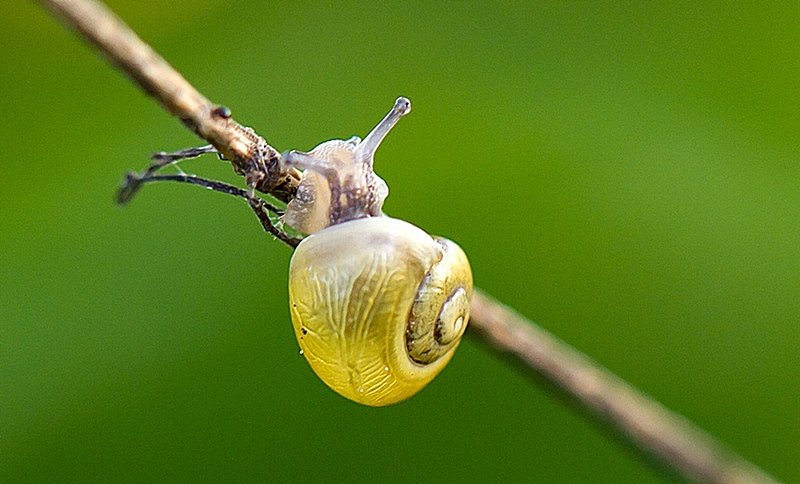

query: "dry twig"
xmin=469 ymin=292 xmax=774 ymax=483
xmin=40 ymin=0 xmax=775 ymax=482
xmin=42 ymin=0 xmax=299 ymax=201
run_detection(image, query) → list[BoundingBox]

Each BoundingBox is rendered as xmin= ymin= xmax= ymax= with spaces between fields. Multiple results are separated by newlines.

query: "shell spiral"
xmin=288 ymin=216 xmax=472 ymax=406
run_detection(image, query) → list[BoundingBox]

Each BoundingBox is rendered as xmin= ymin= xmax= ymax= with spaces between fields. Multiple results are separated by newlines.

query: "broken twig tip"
xmin=117 ymin=171 xmax=142 ymax=205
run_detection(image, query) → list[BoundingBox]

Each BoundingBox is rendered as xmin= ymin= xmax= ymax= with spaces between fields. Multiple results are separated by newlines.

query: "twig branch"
xmin=40 ymin=0 xmax=775 ymax=482
xmin=469 ymin=291 xmax=773 ymax=483
xmin=41 ymin=0 xmax=300 ymax=201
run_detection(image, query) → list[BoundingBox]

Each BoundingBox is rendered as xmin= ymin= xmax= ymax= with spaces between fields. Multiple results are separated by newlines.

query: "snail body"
xmin=283 ymin=98 xmax=472 ymax=406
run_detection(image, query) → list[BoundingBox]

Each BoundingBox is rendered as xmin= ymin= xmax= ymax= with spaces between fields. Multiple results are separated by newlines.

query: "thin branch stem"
xmin=469 ymin=291 xmax=774 ymax=483
xmin=244 ymin=191 xmax=302 ymax=249
xmin=117 ymin=171 xmax=301 ymax=248
xmin=40 ymin=1 xmax=776 ymax=482
xmin=41 ymin=0 xmax=300 ymax=200
xmin=118 ymin=172 xmax=284 ymax=216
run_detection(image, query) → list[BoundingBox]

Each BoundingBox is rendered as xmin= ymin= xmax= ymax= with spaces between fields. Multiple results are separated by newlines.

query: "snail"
xmin=282 ymin=97 xmax=473 ymax=406
xmin=119 ymin=97 xmax=471 ymax=407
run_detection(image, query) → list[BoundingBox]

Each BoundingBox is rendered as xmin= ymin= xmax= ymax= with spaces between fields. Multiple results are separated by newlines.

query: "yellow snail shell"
xmin=289 ymin=217 xmax=471 ymax=406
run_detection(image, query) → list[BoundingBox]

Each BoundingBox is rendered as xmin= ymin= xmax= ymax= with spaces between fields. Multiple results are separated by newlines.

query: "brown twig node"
xmin=40 ymin=0 xmax=777 ymax=482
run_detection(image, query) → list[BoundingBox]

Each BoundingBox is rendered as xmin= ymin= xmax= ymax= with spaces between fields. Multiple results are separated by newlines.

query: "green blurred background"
xmin=2 ymin=1 xmax=798 ymax=481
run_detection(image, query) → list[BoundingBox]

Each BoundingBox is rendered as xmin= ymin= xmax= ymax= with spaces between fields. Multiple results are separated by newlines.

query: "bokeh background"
xmin=2 ymin=1 xmax=798 ymax=481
